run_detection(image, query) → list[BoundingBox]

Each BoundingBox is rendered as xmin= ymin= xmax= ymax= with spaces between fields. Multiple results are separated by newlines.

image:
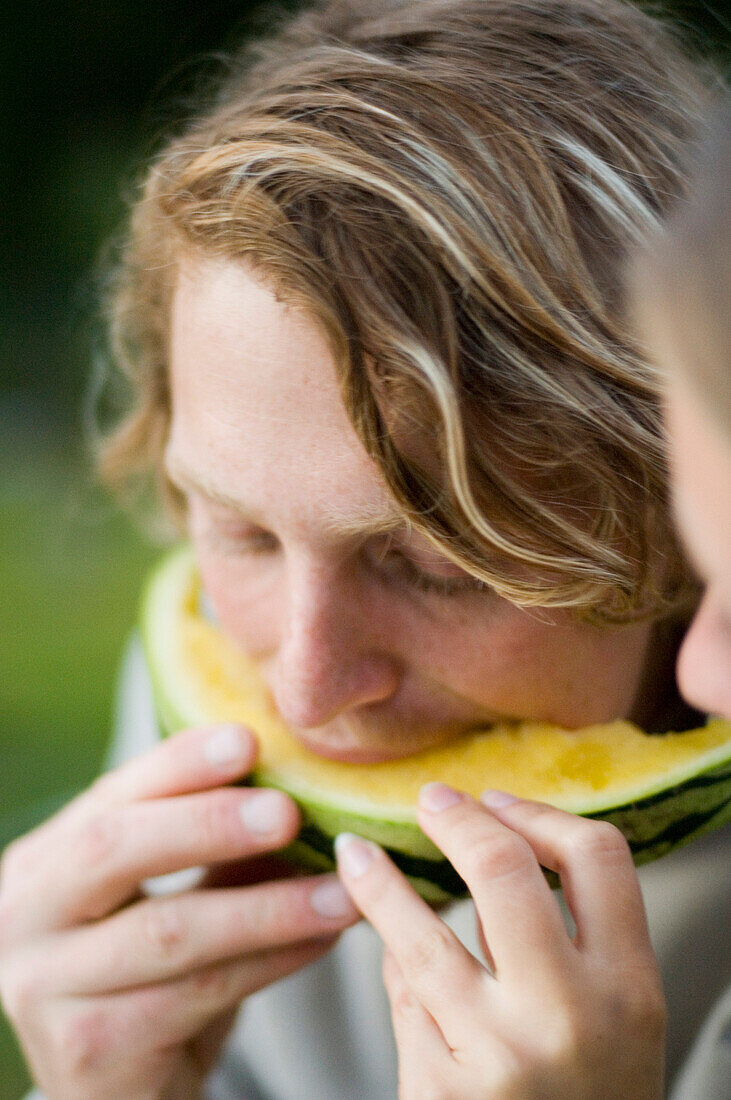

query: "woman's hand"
xmin=335 ymin=784 xmax=666 ymax=1100
xmin=0 ymin=724 xmax=359 ymax=1100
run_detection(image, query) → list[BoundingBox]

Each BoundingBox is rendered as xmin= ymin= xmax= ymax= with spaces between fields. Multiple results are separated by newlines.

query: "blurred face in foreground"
xmin=667 ymin=375 xmax=731 ymax=720
xmin=165 ymin=258 xmax=660 ymax=763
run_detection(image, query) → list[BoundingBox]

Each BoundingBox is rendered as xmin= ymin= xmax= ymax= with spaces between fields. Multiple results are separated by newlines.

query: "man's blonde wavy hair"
xmin=97 ymin=0 xmax=713 ymax=624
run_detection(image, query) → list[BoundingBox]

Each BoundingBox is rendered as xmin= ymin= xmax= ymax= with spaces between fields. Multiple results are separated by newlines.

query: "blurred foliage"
xmin=0 ymin=0 xmax=728 ymax=420
xmin=0 ymin=429 xmax=157 ymax=1098
xmin=1 ymin=0 xmax=302 ymax=423
xmin=0 ymin=1 xmax=728 ymax=1097
xmin=0 ymin=428 xmax=157 ymax=823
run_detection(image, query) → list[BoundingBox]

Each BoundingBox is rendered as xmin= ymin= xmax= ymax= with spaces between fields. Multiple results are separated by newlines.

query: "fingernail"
xmin=310 ymin=877 xmax=359 ymax=919
xmin=419 ymin=782 xmax=462 ymax=813
xmin=240 ymin=790 xmax=288 ymax=834
xmin=334 ymin=833 xmax=376 ymax=878
xmin=204 ymin=724 xmax=248 ymax=766
xmin=480 ymin=789 xmax=519 ymax=809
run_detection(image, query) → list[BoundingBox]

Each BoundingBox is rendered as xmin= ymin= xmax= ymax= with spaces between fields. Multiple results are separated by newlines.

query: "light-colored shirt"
xmin=25 ymin=637 xmax=731 ymax=1099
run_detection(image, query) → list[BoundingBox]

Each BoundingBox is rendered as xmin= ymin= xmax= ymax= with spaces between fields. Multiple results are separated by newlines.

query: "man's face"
xmin=667 ymin=376 xmax=731 ymax=720
xmin=165 ymin=257 xmax=655 ymax=763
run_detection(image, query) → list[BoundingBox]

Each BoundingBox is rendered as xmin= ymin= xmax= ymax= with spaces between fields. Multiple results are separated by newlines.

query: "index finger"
xmin=478 ymin=793 xmax=655 ymax=962
xmin=91 ymin=723 xmax=258 ymax=805
xmin=417 ymin=785 xmax=572 ymax=984
xmin=7 ymin=724 xmax=258 ymax=867
xmin=334 ymin=833 xmax=488 ymax=1053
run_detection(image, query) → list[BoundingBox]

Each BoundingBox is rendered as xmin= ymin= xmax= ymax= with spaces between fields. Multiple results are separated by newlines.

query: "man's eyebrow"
xmin=165 ymin=454 xmax=257 ymax=516
xmin=164 ymin=452 xmax=407 ymax=539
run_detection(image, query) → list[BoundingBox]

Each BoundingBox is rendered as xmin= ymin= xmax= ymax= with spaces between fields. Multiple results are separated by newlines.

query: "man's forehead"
xmin=164 ymin=448 xmax=407 ymax=541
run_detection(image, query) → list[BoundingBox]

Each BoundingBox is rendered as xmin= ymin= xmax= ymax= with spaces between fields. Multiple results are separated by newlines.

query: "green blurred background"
xmin=1 ymin=2 xmax=728 ymax=1096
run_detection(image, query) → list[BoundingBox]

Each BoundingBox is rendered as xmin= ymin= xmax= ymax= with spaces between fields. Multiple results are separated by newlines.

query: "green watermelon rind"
xmin=249 ymin=767 xmax=731 ymax=901
xmin=140 ymin=546 xmax=731 ymax=898
xmin=280 ymin=837 xmax=459 ymax=905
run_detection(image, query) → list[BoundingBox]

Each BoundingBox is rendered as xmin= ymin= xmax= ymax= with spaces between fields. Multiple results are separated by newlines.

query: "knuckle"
xmin=639 ymin=988 xmax=668 ymax=1040
xmin=402 ymin=924 xmax=454 ymax=979
xmin=615 ymin=976 xmax=668 ymax=1039
xmin=541 ymin=1002 xmax=585 ymax=1060
xmin=467 ymin=834 xmax=535 ymax=883
xmin=391 ymin=990 xmax=413 ymax=1020
xmin=513 ymin=1000 xmax=589 ymax=1074
xmin=538 ymin=978 xmax=667 ymax=1067
xmin=140 ymin=900 xmax=188 ymax=960
xmin=511 ymin=799 xmax=553 ymax=824
xmin=242 ymin=888 xmax=279 ymax=936
xmin=479 ymin=1045 xmax=525 ymax=1098
xmin=567 ymin=820 xmax=630 ymax=865
xmin=389 ymin=979 xmax=418 ymax=1019
xmin=193 ymin=795 xmax=239 ymax=851
xmin=76 ymin=812 xmax=121 ymax=873
xmin=53 ymin=1007 xmax=110 ymax=1077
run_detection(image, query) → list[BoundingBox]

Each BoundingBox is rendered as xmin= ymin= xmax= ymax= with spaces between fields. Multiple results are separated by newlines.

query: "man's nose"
xmin=271 ymin=562 xmax=402 ymax=729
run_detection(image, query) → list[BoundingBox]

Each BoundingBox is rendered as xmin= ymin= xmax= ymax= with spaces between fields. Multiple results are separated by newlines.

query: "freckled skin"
xmin=167 ymin=257 xmax=661 ymax=763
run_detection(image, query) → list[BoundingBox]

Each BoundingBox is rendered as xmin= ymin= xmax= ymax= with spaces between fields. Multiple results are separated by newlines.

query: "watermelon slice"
xmin=141 ymin=545 xmax=731 ymax=902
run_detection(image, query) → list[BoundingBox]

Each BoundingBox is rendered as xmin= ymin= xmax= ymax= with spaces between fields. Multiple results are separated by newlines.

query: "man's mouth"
xmin=292 ymin=719 xmax=499 ymax=764
xmin=293 ymin=734 xmax=414 ymax=764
